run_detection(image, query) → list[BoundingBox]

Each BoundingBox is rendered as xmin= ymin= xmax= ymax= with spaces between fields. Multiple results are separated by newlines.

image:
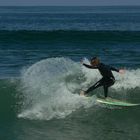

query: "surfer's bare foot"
xmin=80 ymin=91 xmax=85 ymax=96
xmin=105 ymin=97 xmax=112 ymax=101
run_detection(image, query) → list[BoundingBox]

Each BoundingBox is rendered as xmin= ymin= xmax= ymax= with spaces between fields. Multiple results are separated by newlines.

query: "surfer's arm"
xmin=83 ymin=63 xmax=97 ymax=69
xmin=110 ymin=66 xmax=125 ymax=74
xmin=110 ymin=66 xmax=119 ymax=72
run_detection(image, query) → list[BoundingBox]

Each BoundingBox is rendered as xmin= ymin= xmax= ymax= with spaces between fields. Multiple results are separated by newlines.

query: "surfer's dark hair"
xmin=91 ymin=57 xmax=98 ymax=62
xmin=90 ymin=57 xmax=100 ymax=65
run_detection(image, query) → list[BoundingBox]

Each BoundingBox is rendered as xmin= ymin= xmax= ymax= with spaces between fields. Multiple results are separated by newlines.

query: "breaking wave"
xmin=18 ymin=57 xmax=140 ymax=120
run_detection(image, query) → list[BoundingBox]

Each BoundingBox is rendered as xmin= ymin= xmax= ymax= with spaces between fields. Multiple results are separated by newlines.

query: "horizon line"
xmin=0 ymin=5 xmax=140 ymax=7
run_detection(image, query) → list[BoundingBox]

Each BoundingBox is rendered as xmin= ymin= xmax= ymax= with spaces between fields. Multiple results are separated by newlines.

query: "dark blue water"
xmin=1 ymin=6 xmax=140 ymax=31
xmin=0 ymin=6 xmax=140 ymax=140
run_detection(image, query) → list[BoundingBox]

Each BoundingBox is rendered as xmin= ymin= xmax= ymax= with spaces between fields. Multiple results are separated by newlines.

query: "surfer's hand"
xmin=81 ymin=59 xmax=84 ymax=65
xmin=119 ymin=69 xmax=125 ymax=74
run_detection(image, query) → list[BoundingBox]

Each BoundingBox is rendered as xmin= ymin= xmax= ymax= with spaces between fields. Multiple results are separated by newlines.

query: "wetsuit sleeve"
xmin=83 ymin=63 xmax=97 ymax=69
xmin=110 ymin=66 xmax=119 ymax=72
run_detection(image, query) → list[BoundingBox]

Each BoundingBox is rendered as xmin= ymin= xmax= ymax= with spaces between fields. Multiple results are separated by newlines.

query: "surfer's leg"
xmin=103 ymin=78 xmax=115 ymax=98
xmin=103 ymin=85 xmax=108 ymax=98
xmin=85 ymin=79 xmax=103 ymax=96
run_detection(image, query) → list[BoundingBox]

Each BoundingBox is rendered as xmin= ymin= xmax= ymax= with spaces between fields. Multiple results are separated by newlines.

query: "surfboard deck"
xmin=96 ymin=98 xmax=140 ymax=106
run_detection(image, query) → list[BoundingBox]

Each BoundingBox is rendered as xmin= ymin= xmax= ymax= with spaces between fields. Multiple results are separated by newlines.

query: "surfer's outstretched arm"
xmin=110 ymin=66 xmax=125 ymax=74
xmin=83 ymin=63 xmax=97 ymax=69
xmin=110 ymin=66 xmax=119 ymax=72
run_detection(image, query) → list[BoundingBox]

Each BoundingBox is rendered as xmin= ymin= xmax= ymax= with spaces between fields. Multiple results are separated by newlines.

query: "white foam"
xmin=18 ymin=58 xmax=95 ymax=120
xmin=113 ymin=69 xmax=140 ymax=90
xmin=18 ymin=57 xmax=140 ymax=120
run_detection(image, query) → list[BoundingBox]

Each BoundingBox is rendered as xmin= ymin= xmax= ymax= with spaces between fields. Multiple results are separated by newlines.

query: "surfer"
xmin=80 ymin=57 xmax=125 ymax=98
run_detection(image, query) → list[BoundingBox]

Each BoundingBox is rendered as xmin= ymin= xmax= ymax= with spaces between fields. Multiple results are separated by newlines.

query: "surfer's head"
xmin=90 ymin=57 xmax=100 ymax=66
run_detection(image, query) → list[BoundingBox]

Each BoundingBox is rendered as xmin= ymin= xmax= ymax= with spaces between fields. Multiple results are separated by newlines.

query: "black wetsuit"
xmin=83 ymin=63 xmax=119 ymax=97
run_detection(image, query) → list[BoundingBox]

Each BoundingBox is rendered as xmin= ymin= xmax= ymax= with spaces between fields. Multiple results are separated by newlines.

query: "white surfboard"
xmin=96 ymin=98 xmax=140 ymax=106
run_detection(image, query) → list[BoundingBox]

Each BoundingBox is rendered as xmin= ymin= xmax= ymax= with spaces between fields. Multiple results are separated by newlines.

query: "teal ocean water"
xmin=0 ymin=6 xmax=140 ymax=140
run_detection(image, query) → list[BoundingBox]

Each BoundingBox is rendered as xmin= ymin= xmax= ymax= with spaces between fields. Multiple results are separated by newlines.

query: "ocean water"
xmin=0 ymin=6 xmax=140 ymax=140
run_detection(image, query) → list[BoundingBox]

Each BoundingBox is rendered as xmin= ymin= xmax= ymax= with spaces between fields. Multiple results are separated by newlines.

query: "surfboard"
xmin=96 ymin=98 xmax=140 ymax=106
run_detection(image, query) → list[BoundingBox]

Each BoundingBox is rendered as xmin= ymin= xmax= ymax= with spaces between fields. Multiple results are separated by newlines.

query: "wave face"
xmin=18 ymin=57 xmax=140 ymax=120
xmin=0 ymin=30 xmax=139 ymax=78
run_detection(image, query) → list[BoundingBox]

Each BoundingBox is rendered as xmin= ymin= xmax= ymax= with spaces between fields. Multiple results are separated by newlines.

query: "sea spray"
xmin=113 ymin=69 xmax=140 ymax=90
xmin=18 ymin=57 xmax=140 ymax=120
xmin=18 ymin=58 xmax=96 ymax=120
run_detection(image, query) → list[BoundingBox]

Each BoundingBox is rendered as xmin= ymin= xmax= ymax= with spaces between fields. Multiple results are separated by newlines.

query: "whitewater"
xmin=17 ymin=57 xmax=140 ymax=120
